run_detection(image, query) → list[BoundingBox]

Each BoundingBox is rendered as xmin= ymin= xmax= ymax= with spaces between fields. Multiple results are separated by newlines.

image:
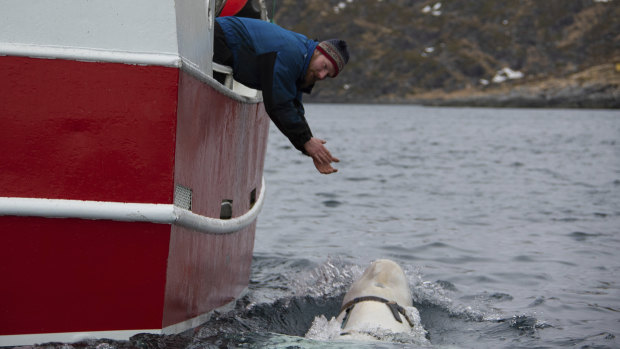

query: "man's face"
xmin=302 ymin=50 xmax=337 ymax=88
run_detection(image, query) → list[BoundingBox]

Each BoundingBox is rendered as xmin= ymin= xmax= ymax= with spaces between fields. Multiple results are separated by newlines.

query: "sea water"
xmin=38 ymin=104 xmax=620 ymax=348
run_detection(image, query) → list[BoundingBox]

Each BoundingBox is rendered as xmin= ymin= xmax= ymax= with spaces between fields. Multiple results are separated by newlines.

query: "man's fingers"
xmin=306 ymin=137 xmax=339 ymax=174
xmin=313 ymin=157 xmax=338 ymax=174
xmin=320 ymin=166 xmax=337 ymax=174
xmin=317 ymin=148 xmax=337 ymax=163
xmin=313 ymin=152 xmax=339 ymax=166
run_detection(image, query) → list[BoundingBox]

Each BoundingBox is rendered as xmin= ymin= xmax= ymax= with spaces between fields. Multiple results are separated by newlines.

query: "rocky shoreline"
xmin=413 ymin=64 xmax=619 ymax=109
xmin=281 ymin=1 xmax=619 ymax=110
xmin=314 ymin=64 xmax=619 ymax=109
xmin=411 ymin=82 xmax=619 ymax=109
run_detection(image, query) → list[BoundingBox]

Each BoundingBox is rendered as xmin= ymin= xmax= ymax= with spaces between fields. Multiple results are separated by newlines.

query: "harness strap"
xmin=338 ymin=295 xmax=415 ymax=328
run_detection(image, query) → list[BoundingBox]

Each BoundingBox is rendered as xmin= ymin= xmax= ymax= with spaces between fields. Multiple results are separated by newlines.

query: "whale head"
xmin=342 ymin=259 xmax=412 ymax=308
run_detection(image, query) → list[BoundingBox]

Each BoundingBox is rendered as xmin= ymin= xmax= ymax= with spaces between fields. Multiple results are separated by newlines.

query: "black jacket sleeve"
xmin=258 ymin=52 xmax=313 ymax=154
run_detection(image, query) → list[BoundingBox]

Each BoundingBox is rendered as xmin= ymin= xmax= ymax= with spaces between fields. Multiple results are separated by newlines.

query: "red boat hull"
xmin=0 ymin=55 xmax=269 ymax=342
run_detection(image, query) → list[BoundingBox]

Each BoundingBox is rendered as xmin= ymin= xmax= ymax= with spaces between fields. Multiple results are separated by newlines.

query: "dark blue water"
xmin=247 ymin=104 xmax=620 ymax=348
xmin=37 ymin=104 xmax=620 ymax=348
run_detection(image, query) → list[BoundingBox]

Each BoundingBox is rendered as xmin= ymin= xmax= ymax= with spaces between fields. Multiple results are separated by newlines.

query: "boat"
xmin=0 ymin=0 xmax=270 ymax=346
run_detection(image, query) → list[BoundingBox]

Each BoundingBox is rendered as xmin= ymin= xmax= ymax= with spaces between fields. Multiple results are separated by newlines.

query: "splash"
xmin=304 ymin=306 xmax=430 ymax=345
xmin=291 ymin=257 xmax=363 ymax=298
xmin=304 ymin=315 xmax=343 ymax=341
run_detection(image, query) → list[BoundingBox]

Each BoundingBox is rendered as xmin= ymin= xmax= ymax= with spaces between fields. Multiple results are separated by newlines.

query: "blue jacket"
xmin=216 ymin=16 xmax=318 ymax=153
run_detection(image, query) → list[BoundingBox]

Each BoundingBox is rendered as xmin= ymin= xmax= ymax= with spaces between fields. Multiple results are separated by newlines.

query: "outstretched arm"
xmin=258 ymin=53 xmax=339 ymax=174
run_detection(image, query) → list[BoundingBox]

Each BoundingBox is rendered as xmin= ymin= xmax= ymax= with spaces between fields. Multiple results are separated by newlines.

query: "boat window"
xmin=220 ymin=199 xmax=233 ymax=219
xmin=250 ymin=188 xmax=257 ymax=207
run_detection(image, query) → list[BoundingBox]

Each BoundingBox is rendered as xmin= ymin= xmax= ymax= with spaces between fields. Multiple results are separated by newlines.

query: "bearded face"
xmin=302 ymin=49 xmax=336 ymax=88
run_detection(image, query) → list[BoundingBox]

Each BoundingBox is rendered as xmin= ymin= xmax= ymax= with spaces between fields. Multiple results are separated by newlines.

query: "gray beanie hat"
xmin=317 ymin=39 xmax=349 ymax=76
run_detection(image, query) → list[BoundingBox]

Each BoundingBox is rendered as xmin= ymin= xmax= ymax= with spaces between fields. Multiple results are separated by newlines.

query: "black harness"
xmin=338 ymin=295 xmax=416 ymax=330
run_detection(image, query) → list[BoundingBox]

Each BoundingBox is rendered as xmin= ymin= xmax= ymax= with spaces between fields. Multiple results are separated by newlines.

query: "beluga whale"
xmin=306 ymin=259 xmax=429 ymax=344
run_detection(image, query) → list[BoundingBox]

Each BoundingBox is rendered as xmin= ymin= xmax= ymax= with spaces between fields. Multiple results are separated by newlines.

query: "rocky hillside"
xmin=268 ymin=0 xmax=619 ymax=107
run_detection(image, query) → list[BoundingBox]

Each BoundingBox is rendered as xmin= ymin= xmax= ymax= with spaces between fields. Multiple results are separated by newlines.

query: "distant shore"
xmin=410 ymin=84 xmax=619 ymax=109
xmin=312 ymin=64 xmax=620 ymax=109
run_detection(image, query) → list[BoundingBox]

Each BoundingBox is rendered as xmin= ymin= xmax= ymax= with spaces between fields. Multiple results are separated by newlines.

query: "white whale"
xmin=305 ymin=259 xmax=428 ymax=343
xmin=334 ymin=259 xmax=425 ymax=341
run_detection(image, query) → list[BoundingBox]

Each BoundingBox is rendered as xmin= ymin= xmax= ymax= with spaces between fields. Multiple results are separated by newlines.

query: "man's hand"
xmin=303 ymin=137 xmax=340 ymax=174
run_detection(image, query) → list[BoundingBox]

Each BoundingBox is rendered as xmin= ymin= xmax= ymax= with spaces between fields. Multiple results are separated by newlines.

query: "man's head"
xmin=303 ymin=39 xmax=349 ymax=88
xmin=317 ymin=39 xmax=349 ymax=77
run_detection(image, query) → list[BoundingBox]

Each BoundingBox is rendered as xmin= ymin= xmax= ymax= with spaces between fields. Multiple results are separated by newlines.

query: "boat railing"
xmin=0 ymin=179 xmax=265 ymax=235
xmin=212 ymin=61 xmax=261 ymax=99
xmin=213 ymin=62 xmax=234 ymax=89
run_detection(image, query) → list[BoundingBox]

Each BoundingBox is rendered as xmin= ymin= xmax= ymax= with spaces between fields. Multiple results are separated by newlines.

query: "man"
xmin=213 ymin=16 xmax=349 ymax=174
